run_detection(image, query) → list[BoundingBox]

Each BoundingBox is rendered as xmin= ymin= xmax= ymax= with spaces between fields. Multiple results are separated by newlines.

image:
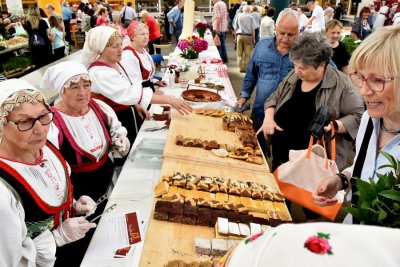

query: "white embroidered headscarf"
xmin=0 ymin=79 xmax=49 ymax=127
xmin=81 ymin=26 xmax=121 ymax=68
xmin=40 ymin=61 xmax=90 ymax=94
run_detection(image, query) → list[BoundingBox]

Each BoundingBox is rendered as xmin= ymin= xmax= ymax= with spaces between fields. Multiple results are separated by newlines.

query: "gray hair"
xmin=276 ymin=8 xmax=298 ymax=27
xmin=289 ymin=32 xmax=333 ymax=69
xmin=45 ymin=4 xmax=55 ymax=10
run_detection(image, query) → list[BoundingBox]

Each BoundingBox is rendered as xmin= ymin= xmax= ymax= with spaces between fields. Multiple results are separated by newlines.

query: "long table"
xmin=80 ymin=45 xmax=248 ymax=266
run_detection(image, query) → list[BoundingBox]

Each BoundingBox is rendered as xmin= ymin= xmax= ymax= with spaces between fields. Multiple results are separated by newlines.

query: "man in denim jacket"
xmin=237 ymin=8 xmax=299 ymax=152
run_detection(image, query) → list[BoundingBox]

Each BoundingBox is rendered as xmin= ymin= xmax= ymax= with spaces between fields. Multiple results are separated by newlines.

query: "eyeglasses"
xmin=6 ymin=111 xmax=54 ymax=132
xmin=349 ymin=72 xmax=395 ymax=92
xmin=276 ymin=32 xmax=297 ymax=40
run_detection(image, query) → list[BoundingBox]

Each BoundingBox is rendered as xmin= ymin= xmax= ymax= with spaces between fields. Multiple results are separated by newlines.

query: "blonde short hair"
xmin=349 ymin=24 xmax=400 ymax=79
xmin=349 ymin=24 xmax=400 ymax=101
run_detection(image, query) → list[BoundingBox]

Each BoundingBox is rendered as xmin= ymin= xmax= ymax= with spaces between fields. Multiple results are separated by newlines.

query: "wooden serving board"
xmin=139 ymin=158 xmax=283 ymax=266
xmin=163 ymin=110 xmax=271 ymax=173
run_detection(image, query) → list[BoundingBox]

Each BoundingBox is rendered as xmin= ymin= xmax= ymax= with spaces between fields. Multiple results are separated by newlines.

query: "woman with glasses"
xmin=40 ymin=60 xmax=129 ymax=266
xmin=313 ymin=24 xmax=400 ymax=223
xmin=0 ymin=79 xmax=96 ymax=266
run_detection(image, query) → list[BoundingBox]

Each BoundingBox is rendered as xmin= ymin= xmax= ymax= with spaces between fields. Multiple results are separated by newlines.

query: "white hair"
xmin=276 ymin=8 xmax=298 ymax=27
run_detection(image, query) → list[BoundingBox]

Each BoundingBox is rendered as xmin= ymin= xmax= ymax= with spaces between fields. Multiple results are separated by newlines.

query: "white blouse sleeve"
xmin=89 ymin=65 xmax=153 ymax=111
xmin=0 ymin=181 xmax=37 ymax=267
xmin=47 ymin=123 xmax=60 ymax=149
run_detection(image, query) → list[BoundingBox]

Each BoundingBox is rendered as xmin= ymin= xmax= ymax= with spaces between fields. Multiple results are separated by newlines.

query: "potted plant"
xmin=195 ymin=22 xmax=210 ymax=38
xmin=177 ymin=35 xmax=208 ymax=60
xmin=344 ymin=151 xmax=400 ymax=227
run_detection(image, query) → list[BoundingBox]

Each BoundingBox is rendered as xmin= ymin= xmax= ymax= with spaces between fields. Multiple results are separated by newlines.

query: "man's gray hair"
xmin=289 ymin=32 xmax=333 ymax=69
xmin=45 ymin=4 xmax=55 ymax=10
xmin=276 ymin=8 xmax=298 ymax=27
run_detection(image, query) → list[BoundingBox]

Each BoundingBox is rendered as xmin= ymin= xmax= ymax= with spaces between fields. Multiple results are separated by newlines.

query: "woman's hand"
xmin=73 ymin=196 xmax=96 ymax=216
xmin=168 ymin=97 xmax=193 ymax=115
xmin=256 ymin=118 xmax=283 ymax=139
xmin=312 ymin=175 xmax=342 ymax=206
xmin=134 ymin=104 xmax=151 ymax=120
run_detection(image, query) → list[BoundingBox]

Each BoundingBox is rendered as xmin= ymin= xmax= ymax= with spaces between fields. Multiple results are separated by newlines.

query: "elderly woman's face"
xmin=62 ymin=78 xmax=91 ymax=111
xmin=2 ymin=102 xmax=50 ymax=152
xmin=132 ymin=28 xmax=149 ymax=48
xmin=293 ymin=60 xmax=324 ymax=82
xmin=102 ymin=37 xmax=123 ymax=64
xmin=354 ymin=66 xmax=399 ymax=119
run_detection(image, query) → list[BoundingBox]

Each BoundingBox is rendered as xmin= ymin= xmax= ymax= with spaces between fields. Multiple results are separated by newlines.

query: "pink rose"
xmin=304 ymin=235 xmax=332 ymax=255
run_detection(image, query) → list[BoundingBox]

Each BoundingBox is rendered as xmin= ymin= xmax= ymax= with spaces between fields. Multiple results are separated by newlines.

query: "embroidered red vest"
xmin=51 ymin=99 xmax=112 ymax=173
xmin=0 ymin=141 xmax=73 ymax=238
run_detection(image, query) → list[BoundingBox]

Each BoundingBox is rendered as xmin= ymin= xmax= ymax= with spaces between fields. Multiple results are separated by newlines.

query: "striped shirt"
xmin=212 ymin=0 xmax=228 ymax=32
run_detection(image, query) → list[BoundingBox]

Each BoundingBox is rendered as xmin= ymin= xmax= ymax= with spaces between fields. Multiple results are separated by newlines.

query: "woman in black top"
xmin=325 ymin=20 xmax=350 ymax=74
xmin=25 ymin=7 xmax=53 ymax=69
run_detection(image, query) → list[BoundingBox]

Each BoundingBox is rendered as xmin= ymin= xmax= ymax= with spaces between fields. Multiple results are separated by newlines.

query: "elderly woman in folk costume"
xmin=0 ymin=79 xmax=96 ymax=267
xmin=82 ymin=26 xmax=192 ymax=148
xmin=40 ymin=61 xmax=130 ymax=266
xmin=121 ymin=21 xmax=167 ymax=94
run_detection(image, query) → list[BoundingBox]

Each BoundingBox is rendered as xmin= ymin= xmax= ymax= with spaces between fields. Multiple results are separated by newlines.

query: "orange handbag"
xmin=273 ymin=126 xmax=344 ymax=221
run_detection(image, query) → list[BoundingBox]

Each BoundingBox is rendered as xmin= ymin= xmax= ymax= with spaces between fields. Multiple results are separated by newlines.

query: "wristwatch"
xmin=336 ymin=173 xmax=349 ymax=190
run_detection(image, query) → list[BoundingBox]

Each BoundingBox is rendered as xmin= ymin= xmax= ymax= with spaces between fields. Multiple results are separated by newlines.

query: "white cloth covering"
xmin=88 ymin=64 xmax=153 ymax=111
xmin=81 ymin=26 xmax=118 ymax=68
xmin=40 ymin=61 xmax=89 ymax=94
xmin=226 ymin=223 xmax=400 ymax=267
xmin=0 ymin=79 xmax=41 ymax=107
xmin=120 ymin=48 xmax=154 ymax=86
xmin=0 ymin=145 xmax=70 ymax=267
xmin=48 ymin=99 xmax=129 ymax=158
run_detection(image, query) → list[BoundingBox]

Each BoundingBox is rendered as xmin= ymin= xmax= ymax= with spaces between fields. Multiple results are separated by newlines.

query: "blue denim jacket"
xmin=240 ymin=37 xmax=293 ymax=122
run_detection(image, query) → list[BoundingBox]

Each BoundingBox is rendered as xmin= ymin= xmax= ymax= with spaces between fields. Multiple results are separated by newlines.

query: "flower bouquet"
xmin=195 ymin=22 xmax=210 ymax=38
xmin=177 ymin=35 xmax=208 ymax=60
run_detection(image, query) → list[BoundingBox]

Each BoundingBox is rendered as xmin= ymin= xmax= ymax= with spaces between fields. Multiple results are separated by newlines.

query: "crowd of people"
xmin=0 ymin=0 xmax=400 ymax=266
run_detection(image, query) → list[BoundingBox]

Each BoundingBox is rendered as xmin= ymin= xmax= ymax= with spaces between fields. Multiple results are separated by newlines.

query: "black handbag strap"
xmin=351 ymin=118 xmax=374 ymax=210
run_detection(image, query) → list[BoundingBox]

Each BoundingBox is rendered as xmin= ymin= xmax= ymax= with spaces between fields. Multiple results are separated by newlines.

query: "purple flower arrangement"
xmin=177 ymin=35 xmax=208 ymax=59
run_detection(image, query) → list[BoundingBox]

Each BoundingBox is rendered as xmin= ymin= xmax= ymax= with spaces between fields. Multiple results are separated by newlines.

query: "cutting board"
xmin=163 ymin=110 xmax=271 ymax=173
xmin=139 ymin=158 xmax=285 ymax=266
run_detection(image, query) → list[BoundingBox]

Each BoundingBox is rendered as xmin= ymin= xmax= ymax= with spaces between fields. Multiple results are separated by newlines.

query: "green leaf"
xmin=379 ymin=190 xmax=400 ymax=201
xmin=378 ymin=208 xmax=387 ymax=221
xmin=317 ymin=233 xmax=330 ymax=239
xmin=357 ymin=178 xmax=377 ymax=202
xmin=392 ymin=203 xmax=400 ymax=212
xmin=380 ymin=151 xmax=398 ymax=171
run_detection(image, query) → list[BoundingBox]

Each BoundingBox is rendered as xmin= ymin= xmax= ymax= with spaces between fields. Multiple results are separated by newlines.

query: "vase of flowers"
xmin=195 ymin=22 xmax=210 ymax=38
xmin=177 ymin=35 xmax=208 ymax=60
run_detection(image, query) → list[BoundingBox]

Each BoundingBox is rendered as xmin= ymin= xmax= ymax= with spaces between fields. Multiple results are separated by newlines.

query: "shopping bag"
xmin=214 ymin=33 xmax=221 ymax=46
xmin=15 ymin=23 xmax=28 ymax=36
xmin=273 ymin=134 xmax=344 ymax=221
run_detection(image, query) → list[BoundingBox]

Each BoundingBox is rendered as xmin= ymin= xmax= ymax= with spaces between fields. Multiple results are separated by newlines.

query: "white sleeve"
xmin=93 ymin=99 xmax=128 ymax=139
xmin=0 ymin=181 xmax=36 ymax=267
xmin=89 ymin=66 xmax=153 ymax=111
xmin=47 ymin=122 xmax=60 ymax=149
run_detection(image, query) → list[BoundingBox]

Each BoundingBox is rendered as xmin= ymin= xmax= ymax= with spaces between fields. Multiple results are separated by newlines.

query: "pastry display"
xmin=195 ymin=238 xmax=212 ymax=255
xmin=211 ymin=238 xmax=228 ymax=257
